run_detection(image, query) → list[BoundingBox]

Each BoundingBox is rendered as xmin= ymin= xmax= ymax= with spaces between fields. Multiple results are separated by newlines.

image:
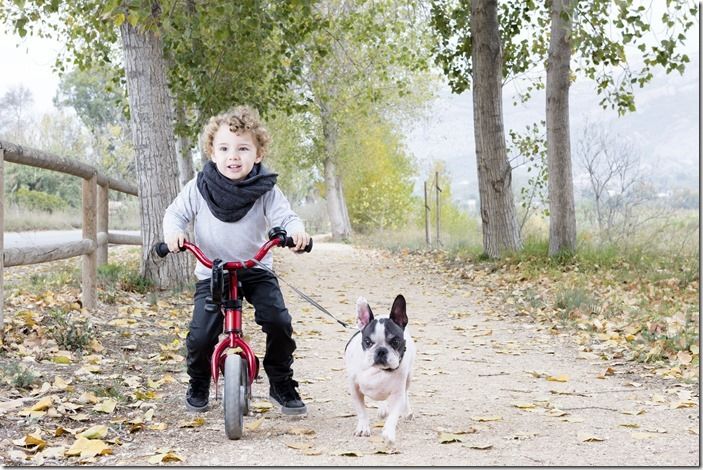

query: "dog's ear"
xmin=356 ymin=297 xmax=374 ymax=330
xmin=389 ymin=294 xmax=408 ymax=329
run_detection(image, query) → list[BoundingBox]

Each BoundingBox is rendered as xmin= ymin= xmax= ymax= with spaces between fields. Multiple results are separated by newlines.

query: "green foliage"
xmin=430 ymin=0 xmax=698 ymax=115
xmin=47 ymin=308 xmax=93 ymax=352
xmin=98 ymin=262 xmax=154 ymax=294
xmin=340 ymin=119 xmax=417 ymax=232
xmin=14 ymin=187 xmax=67 ymax=213
xmin=1 ymin=361 xmax=39 ymax=390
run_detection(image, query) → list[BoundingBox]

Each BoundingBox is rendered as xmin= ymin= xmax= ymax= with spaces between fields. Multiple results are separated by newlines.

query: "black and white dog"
xmin=344 ymin=294 xmax=415 ymax=443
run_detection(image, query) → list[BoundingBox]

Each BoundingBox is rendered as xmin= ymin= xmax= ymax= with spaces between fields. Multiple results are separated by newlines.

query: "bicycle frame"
xmin=179 ymin=238 xmax=283 ymax=391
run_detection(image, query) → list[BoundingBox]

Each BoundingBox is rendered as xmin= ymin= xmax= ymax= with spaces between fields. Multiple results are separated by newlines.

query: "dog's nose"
xmin=374 ymin=348 xmax=388 ymax=364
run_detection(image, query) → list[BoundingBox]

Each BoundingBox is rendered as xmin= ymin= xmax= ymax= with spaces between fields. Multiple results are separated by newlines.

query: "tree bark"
xmin=546 ymin=0 xmax=577 ymax=256
xmin=174 ymin=103 xmax=194 ymax=187
xmin=471 ymin=0 xmax=522 ymax=258
xmin=320 ymin=102 xmax=351 ymax=240
xmin=120 ymin=17 xmax=191 ymax=288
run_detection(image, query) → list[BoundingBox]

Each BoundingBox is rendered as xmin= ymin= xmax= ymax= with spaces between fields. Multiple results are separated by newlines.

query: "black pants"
xmin=186 ymin=268 xmax=296 ymax=385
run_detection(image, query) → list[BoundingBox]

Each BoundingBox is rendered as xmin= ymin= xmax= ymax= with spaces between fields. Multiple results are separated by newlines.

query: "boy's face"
xmin=211 ymin=124 xmax=262 ymax=181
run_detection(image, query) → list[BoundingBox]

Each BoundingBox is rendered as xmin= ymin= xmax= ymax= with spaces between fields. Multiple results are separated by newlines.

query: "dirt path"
xmin=114 ymin=241 xmax=698 ymax=466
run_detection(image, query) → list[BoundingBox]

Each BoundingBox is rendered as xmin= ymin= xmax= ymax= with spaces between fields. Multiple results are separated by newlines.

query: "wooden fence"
xmin=0 ymin=140 xmax=142 ymax=327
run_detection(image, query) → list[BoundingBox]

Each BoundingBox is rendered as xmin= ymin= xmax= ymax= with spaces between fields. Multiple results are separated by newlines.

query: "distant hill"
xmin=403 ymin=55 xmax=699 ymax=204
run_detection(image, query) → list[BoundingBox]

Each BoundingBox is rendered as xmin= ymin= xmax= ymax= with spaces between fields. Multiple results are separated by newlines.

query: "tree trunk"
xmin=546 ymin=0 xmax=577 ymax=256
xmin=120 ymin=17 xmax=191 ymax=288
xmin=320 ymin=103 xmax=351 ymax=240
xmin=471 ymin=0 xmax=522 ymax=258
xmin=174 ymin=103 xmax=194 ymax=187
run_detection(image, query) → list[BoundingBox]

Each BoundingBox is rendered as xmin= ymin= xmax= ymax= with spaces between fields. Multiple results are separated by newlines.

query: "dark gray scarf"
xmin=197 ymin=161 xmax=278 ymax=222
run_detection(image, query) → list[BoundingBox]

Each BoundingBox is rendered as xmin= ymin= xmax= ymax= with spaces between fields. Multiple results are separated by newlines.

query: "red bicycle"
xmin=154 ymin=227 xmax=312 ymax=439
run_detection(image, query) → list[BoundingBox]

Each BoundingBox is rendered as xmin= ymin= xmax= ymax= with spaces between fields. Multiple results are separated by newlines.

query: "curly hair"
xmin=200 ymin=105 xmax=271 ymax=159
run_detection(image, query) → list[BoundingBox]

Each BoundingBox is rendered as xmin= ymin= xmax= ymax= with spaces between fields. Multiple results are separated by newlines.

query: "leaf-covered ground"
xmin=0 ymin=241 xmax=699 ymax=465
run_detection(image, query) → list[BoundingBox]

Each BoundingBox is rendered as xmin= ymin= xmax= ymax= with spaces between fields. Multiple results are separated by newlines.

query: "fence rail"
xmin=0 ymin=140 xmax=142 ymax=327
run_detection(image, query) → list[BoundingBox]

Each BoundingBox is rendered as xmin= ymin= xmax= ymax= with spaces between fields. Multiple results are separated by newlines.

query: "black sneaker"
xmin=185 ymin=381 xmax=209 ymax=412
xmin=269 ymin=379 xmax=307 ymax=416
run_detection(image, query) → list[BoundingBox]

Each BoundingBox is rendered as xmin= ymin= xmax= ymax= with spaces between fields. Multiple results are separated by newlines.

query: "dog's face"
xmin=356 ymin=295 xmax=408 ymax=371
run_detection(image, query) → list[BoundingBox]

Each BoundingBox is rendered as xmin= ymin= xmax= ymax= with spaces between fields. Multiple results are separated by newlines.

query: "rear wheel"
xmin=224 ymin=355 xmax=244 ymax=439
xmin=241 ymin=358 xmax=250 ymax=416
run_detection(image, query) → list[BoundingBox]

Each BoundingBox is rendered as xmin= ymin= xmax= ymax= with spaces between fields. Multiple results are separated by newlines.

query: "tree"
xmin=430 ymin=0 xmax=545 ymax=257
xmin=544 ymin=0 xmax=698 ymax=255
xmin=545 ymin=0 xmax=576 ymax=255
xmin=296 ymin=0 xmax=432 ymax=241
xmin=1 ymin=0 xmax=321 ymax=287
xmin=0 ymin=86 xmax=35 ymax=142
xmin=470 ymin=0 xmax=522 ymax=257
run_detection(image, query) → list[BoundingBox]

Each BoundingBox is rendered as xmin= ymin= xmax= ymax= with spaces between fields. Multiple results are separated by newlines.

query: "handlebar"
xmin=153 ymin=227 xmax=312 ymax=270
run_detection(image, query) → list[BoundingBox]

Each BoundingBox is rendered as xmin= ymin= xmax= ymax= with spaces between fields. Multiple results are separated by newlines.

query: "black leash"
xmin=250 ymin=259 xmax=351 ymax=329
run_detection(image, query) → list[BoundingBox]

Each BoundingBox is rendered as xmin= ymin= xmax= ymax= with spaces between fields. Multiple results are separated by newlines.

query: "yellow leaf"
xmin=148 ymin=451 xmax=184 ymax=464
xmin=79 ymin=425 xmax=108 ymax=439
xmin=178 ymin=417 xmax=205 ymax=428
xmin=30 ymin=397 xmax=53 ymax=411
xmin=251 ymin=401 xmax=273 ymax=413
xmin=286 ymin=442 xmax=313 ymax=450
xmin=12 ymin=433 xmax=47 ymax=450
xmin=619 ymin=423 xmax=640 ymax=428
xmin=245 ymin=417 xmax=265 ymax=431
xmin=471 ymin=416 xmax=502 ymax=422
xmin=671 ymin=400 xmax=697 ymax=409
xmin=78 ymin=392 xmax=99 ymax=404
xmin=466 ymin=443 xmax=493 ymax=450
xmin=52 ymin=355 xmax=72 ymax=364
xmin=578 ymin=433 xmax=605 ymax=442
xmin=513 ymin=403 xmax=536 ymax=409
xmin=65 ymin=437 xmax=112 ymax=458
xmin=53 ymin=376 xmax=71 ymax=390
xmin=439 ymin=432 xmax=464 ymax=443
xmin=148 ymin=422 xmax=167 ymax=431
xmin=621 ymin=408 xmax=646 ymax=416
xmin=546 ymin=375 xmax=569 ymax=382
xmin=93 ymin=399 xmax=117 ymax=414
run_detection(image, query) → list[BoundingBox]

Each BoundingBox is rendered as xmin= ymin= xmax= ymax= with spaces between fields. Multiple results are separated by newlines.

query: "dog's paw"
xmin=354 ymin=421 xmax=371 ymax=437
xmin=377 ymin=403 xmax=388 ymax=419
xmin=381 ymin=426 xmax=396 ymax=444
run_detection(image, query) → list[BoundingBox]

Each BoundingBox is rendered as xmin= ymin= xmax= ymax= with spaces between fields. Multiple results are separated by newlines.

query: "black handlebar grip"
xmin=285 ymin=236 xmax=313 ymax=253
xmin=154 ymin=242 xmax=171 ymax=258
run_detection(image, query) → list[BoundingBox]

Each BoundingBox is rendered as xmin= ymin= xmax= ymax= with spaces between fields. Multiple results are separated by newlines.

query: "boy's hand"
xmin=289 ymin=231 xmax=311 ymax=252
xmin=166 ymin=232 xmax=186 ymax=253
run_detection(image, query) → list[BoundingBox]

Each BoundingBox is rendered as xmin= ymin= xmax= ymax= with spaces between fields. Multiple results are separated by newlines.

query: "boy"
xmin=163 ymin=105 xmax=310 ymax=416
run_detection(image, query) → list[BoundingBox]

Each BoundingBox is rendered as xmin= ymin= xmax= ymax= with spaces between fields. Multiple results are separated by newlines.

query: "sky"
xmin=0 ymin=12 xmax=700 ymax=202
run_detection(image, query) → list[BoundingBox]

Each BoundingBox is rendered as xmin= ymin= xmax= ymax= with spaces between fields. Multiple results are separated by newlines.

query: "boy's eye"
xmin=238 ymin=146 xmax=250 ymax=152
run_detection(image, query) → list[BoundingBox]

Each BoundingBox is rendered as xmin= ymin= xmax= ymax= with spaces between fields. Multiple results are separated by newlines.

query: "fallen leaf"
xmin=178 ymin=417 xmax=205 ymax=428
xmin=546 ymin=375 xmax=569 ymax=382
xmin=12 ymin=432 xmax=47 ymax=451
xmin=286 ymin=427 xmax=315 ymax=436
xmin=578 ymin=433 xmax=605 ymax=442
xmin=93 ymin=399 xmax=117 ymax=414
xmin=148 ymin=451 xmax=185 ymax=464
xmin=439 ymin=432 xmax=464 ymax=444
xmin=65 ymin=437 xmax=112 ymax=458
xmin=513 ymin=403 xmax=536 ymax=409
xmin=471 ymin=416 xmax=502 ymax=422
xmin=618 ymin=423 xmax=640 ymax=429
xmin=245 ymin=417 xmax=265 ymax=431
xmin=79 ymin=425 xmax=109 ymax=439
xmin=30 ymin=397 xmax=53 ymax=412
xmin=466 ymin=443 xmax=493 ymax=450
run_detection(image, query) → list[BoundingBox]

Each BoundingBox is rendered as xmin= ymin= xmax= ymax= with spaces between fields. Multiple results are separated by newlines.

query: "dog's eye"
xmin=390 ymin=338 xmax=401 ymax=348
xmin=363 ymin=337 xmax=373 ymax=347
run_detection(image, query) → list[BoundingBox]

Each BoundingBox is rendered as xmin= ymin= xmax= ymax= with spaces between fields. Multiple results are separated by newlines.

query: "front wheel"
xmin=224 ymin=355 xmax=244 ymax=439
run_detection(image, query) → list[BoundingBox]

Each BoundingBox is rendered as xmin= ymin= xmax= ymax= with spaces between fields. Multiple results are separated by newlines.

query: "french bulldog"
xmin=344 ymin=294 xmax=416 ymax=443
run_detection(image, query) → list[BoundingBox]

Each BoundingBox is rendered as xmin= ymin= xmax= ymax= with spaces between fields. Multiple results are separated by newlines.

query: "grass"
xmin=47 ymin=307 xmax=93 ymax=352
xmin=1 ymin=361 xmax=39 ymax=390
xmin=360 ymin=215 xmax=699 ymax=377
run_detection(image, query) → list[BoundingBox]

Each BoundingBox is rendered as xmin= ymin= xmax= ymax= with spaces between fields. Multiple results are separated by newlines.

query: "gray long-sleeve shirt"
xmin=163 ymin=177 xmax=305 ymax=280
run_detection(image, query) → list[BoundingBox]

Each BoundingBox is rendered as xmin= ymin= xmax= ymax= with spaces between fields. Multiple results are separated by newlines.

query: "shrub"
xmin=47 ymin=308 xmax=93 ymax=351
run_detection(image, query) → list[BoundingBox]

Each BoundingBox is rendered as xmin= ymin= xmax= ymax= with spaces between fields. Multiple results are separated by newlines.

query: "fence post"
xmin=435 ymin=171 xmax=442 ymax=248
xmin=424 ymin=180 xmax=431 ymax=247
xmin=82 ymin=174 xmax=97 ymax=309
xmin=97 ymin=183 xmax=109 ymax=266
xmin=0 ymin=148 xmax=4 ymax=330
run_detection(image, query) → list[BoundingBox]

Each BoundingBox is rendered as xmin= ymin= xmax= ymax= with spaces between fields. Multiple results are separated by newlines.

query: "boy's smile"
xmin=212 ymin=124 xmax=262 ymax=181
